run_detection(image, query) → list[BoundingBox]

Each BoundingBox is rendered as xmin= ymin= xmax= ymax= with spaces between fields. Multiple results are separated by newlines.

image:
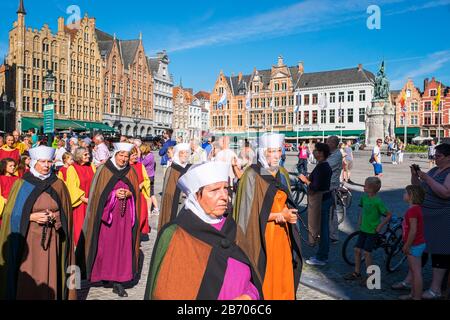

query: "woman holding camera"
xmin=410 ymin=143 xmax=450 ymax=299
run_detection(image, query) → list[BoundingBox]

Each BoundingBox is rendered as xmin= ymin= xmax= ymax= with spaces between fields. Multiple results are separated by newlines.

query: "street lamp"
xmin=44 ymin=70 xmax=56 ymax=139
xmin=2 ymin=93 xmax=7 ymax=133
xmin=133 ymin=107 xmax=142 ymax=137
xmin=405 ymin=89 xmax=411 ymax=145
xmin=44 ymin=69 xmax=56 ymax=103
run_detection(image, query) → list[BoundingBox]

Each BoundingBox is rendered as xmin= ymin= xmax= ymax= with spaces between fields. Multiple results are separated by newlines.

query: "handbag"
xmin=307 ymin=190 xmax=323 ymax=246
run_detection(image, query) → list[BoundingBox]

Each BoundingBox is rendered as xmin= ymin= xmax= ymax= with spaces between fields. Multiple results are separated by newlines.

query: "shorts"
xmin=431 ymin=254 xmax=450 ymax=269
xmin=410 ymin=243 xmax=426 ymax=257
xmin=355 ymin=231 xmax=378 ymax=252
xmin=372 ymin=163 xmax=383 ymax=175
xmin=345 ymin=160 xmax=353 ymax=171
xmin=428 ymin=155 xmax=435 ymax=160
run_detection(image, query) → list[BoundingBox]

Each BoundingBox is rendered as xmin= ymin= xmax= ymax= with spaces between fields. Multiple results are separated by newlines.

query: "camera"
xmin=410 ymin=164 xmax=420 ymax=173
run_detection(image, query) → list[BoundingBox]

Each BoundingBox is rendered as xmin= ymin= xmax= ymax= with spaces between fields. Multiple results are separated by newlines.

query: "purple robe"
xmin=90 ymin=180 xmax=136 ymax=283
xmin=212 ymin=218 xmax=260 ymax=300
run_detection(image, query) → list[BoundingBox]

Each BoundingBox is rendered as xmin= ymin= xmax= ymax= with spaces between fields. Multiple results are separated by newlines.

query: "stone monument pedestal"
xmin=365 ymin=99 xmax=395 ymax=149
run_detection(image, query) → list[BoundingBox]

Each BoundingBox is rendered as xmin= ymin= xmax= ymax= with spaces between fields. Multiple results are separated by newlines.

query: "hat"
xmin=178 ymin=162 xmax=230 ymax=196
xmin=113 ymin=143 xmax=134 ymax=153
xmin=173 ymin=143 xmax=192 ymax=167
xmin=29 ymin=146 xmax=56 ymax=168
xmin=258 ymin=133 xmax=285 ymax=149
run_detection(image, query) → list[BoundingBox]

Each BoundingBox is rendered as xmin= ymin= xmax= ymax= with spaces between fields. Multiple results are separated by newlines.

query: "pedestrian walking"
xmin=371 ymin=139 xmax=383 ymax=177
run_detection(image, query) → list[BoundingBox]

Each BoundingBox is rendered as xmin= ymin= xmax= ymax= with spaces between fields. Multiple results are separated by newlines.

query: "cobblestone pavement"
xmin=81 ymin=150 xmax=433 ymax=300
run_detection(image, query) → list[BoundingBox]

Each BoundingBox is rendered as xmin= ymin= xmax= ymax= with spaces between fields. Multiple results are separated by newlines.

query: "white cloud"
xmin=385 ymin=0 xmax=450 ymax=16
xmin=390 ymin=50 xmax=450 ymax=88
xmin=159 ymin=0 xmax=450 ymax=52
xmin=163 ymin=0 xmax=400 ymax=52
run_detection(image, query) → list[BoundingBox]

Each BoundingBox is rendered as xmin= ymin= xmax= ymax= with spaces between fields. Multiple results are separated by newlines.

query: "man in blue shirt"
xmin=159 ymin=129 xmax=177 ymax=169
xmin=203 ymin=136 xmax=215 ymax=158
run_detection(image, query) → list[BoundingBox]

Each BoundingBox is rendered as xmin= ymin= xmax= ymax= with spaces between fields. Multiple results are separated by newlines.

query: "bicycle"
xmin=289 ymin=172 xmax=308 ymax=214
xmin=334 ymin=183 xmax=353 ymax=225
xmin=342 ymin=215 xmax=407 ymax=273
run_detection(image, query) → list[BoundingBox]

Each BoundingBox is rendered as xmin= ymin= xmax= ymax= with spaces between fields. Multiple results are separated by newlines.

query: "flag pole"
xmin=438 ymin=85 xmax=441 ymax=144
xmin=404 ymin=95 xmax=407 ymax=146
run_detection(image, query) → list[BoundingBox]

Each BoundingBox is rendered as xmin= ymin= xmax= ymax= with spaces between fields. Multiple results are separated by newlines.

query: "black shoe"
xmin=330 ymin=238 xmax=339 ymax=244
xmin=101 ymin=280 xmax=112 ymax=287
xmin=113 ymin=283 xmax=128 ymax=297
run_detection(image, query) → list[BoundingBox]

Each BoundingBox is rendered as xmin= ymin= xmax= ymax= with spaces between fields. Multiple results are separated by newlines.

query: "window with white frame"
xmin=359 ymin=90 xmax=366 ymax=101
xmin=359 ymin=108 xmax=365 ymax=122
xmin=330 ymin=93 xmax=336 ymax=103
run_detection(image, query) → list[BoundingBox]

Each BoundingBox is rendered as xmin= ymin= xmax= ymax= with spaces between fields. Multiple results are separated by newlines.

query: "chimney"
xmin=424 ymin=78 xmax=429 ymax=90
xmin=358 ymin=63 xmax=362 ymax=71
xmin=298 ymin=61 xmax=304 ymax=75
xmin=238 ymin=72 xmax=243 ymax=82
xmin=58 ymin=17 xmax=65 ymax=33
xmin=277 ymin=55 xmax=284 ymax=67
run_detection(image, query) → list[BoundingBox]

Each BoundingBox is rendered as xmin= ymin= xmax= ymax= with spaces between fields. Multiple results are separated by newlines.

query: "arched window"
xmin=42 ymin=39 xmax=49 ymax=53
xmin=84 ymin=27 xmax=89 ymax=42
xmin=33 ymin=36 xmax=40 ymax=51
xmin=112 ymin=56 xmax=117 ymax=75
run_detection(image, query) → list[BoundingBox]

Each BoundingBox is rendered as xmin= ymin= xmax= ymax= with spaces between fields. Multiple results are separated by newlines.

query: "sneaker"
xmin=113 ymin=283 xmax=128 ymax=298
xmin=152 ymin=208 xmax=160 ymax=216
xmin=330 ymin=238 xmax=339 ymax=245
xmin=305 ymin=256 xmax=328 ymax=266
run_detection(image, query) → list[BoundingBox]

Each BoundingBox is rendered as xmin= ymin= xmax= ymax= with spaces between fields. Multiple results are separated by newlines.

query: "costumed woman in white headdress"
xmin=233 ymin=133 xmax=302 ymax=300
xmin=77 ymin=143 xmax=140 ymax=297
xmin=157 ymin=143 xmax=192 ymax=230
xmin=0 ymin=146 xmax=76 ymax=300
xmin=145 ymin=161 xmax=262 ymax=300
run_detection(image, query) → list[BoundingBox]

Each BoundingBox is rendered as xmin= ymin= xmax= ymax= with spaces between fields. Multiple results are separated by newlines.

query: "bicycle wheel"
xmin=345 ymin=191 xmax=353 ymax=209
xmin=385 ymin=225 xmax=403 ymax=255
xmin=386 ymin=237 xmax=407 ymax=273
xmin=291 ymin=182 xmax=306 ymax=205
xmin=342 ymin=231 xmax=364 ymax=266
xmin=335 ymin=205 xmax=346 ymax=225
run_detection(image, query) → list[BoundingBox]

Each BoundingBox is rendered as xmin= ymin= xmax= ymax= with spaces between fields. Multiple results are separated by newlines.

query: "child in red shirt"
xmin=398 ymin=185 xmax=426 ymax=300
xmin=0 ymin=158 xmax=19 ymax=227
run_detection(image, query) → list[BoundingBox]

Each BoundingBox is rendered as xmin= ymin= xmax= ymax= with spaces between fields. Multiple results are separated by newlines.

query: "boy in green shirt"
xmin=344 ymin=177 xmax=392 ymax=282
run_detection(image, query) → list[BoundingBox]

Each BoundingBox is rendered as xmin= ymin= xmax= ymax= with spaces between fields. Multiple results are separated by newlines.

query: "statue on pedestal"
xmin=365 ymin=61 xmax=396 ymax=147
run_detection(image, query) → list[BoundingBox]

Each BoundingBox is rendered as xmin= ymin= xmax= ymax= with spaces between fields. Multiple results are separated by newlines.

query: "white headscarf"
xmin=257 ymin=133 xmax=285 ymax=169
xmin=177 ymin=162 xmax=230 ymax=224
xmin=111 ymin=143 xmax=134 ymax=170
xmin=29 ymin=146 xmax=56 ymax=180
xmin=172 ymin=143 xmax=191 ymax=168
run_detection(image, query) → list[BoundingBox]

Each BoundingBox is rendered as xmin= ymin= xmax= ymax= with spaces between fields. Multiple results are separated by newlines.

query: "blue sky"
xmin=1 ymin=0 xmax=449 ymax=92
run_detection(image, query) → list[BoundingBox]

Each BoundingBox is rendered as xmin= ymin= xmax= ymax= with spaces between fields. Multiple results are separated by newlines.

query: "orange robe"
xmin=262 ymin=189 xmax=295 ymax=300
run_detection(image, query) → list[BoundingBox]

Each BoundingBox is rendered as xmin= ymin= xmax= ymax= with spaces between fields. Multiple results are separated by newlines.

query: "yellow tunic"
xmin=65 ymin=164 xmax=97 ymax=207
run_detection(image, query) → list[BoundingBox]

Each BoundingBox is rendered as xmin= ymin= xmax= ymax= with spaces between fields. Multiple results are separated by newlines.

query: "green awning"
xmin=21 ymin=117 xmax=116 ymax=132
xmin=79 ymin=121 xmax=116 ymax=132
xmin=395 ymin=127 xmax=420 ymax=136
xmin=215 ymin=130 xmax=365 ymax=139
